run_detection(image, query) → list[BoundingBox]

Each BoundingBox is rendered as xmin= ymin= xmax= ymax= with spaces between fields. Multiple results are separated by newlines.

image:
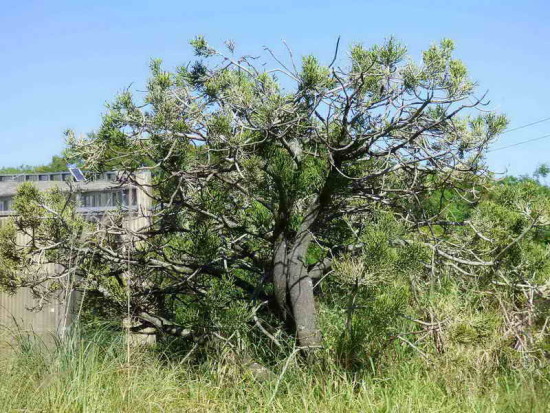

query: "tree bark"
xmin=271 ymin=230 xmax=321 ymax=348
xmin=272 ymin=233 xmax=289 ymax=320
xmin=287 ymin=236 xmax=321 ymax=348
xmin=285 ymin=197 xmax=323 ymax=349
xmin=271 ymin=178 xmax=332 ymax=349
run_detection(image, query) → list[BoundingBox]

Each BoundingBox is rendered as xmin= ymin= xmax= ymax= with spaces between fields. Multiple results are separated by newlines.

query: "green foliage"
xmin=0 ymin=155 xmax=71 ymax=174
xmin=190 ymin=35 xmax=215 ymax=57
xmin=13 ymin=183 xmax=44 ymax=230
xmin=534 ymin=163 xmax=550 ymax=179
xmin=0 ymin=220 xmax=20 ymax=291
xmin=299 ymin=55 xmax=333 ymax=92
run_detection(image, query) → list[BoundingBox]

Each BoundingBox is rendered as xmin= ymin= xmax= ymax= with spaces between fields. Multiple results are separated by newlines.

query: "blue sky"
xmin=0 ymin=0 xmax=548 ymax=176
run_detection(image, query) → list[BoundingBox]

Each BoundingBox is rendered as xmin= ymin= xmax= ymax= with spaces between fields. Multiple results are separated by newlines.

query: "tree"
xmin=534 ymin=163 xmax=549 ymax=184
xmin=0 ymin=155 xmax=72 ymax=174
xmin=3 ymin=37 xmax=510 ymax=350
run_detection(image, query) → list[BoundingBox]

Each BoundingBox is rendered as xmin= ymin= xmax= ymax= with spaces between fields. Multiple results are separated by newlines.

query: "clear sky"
xmin=1 ymin=0 xmax=549 ymax=176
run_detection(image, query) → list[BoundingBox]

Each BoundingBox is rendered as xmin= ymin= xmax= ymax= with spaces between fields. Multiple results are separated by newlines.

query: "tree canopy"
xmin=3 ymin=37 xmax=548 ymax=355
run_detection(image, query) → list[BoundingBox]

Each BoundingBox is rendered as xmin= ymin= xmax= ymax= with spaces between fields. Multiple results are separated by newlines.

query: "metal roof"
xmin=0 ymin=176 xmax=125 ymax=198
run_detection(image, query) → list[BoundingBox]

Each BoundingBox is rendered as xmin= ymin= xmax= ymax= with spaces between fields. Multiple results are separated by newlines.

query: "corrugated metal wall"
xmin=0 ymin=216 xmax=76 ymax=336
xmin=0 ymin=171 xmax=152 ymax=337
xmin=0 ymin=288 xmax=75 ymax=336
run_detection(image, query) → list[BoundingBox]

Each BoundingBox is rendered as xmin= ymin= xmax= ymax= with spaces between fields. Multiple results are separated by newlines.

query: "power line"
xmin=488 ymin=133 xmax=550 ymax=152
xmin=502 ymin=116 xmax=550 ymax=134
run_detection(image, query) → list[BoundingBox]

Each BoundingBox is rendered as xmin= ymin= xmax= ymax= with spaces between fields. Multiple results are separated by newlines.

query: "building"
xmin=0 ymin=170 xmax=151 ymax=338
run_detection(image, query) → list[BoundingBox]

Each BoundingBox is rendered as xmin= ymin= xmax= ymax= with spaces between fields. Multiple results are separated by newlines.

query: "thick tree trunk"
xmin=287 ymin=262 xmax=320 ymax=348
xmin=272 ymin=190 xmax=328 ymax=350
xmin=286 ymin=232 xmax=321 ymax=348
xmin=271 ymin=235 xmax=321 ymax=348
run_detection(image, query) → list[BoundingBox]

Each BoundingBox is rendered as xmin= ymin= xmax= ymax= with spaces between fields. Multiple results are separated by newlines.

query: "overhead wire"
xmin=488 ymin=133 xmax=550 ymax=152
xmin=485 ymin=115 xmax=550 ymax=152
xmin=501 ymin=116 xmax=550 ymax=135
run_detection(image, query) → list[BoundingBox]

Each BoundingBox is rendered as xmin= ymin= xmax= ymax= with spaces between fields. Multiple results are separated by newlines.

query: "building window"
xmin=0 ymin=197 xmax=12 ymax=212
xmin=131 ymin=188 xmax=137 ymax=206
xmin=80 ymin=190 xmax=135 ymax=209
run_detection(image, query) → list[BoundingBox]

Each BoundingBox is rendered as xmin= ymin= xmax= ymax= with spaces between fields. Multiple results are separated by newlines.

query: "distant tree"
xmin=534 ymin=163 xmax=549 ymax=182
xmin=33 ymin=155 xmax=70 ymax=173
xmin=0 ymin=155 xmax=71 ymax=174
xmin=3 ymin=37 xmax=517 ymax=351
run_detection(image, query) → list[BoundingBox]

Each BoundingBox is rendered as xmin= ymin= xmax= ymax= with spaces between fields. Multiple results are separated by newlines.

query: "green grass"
xmin=0 ymin=329 xmax=548 ymax=412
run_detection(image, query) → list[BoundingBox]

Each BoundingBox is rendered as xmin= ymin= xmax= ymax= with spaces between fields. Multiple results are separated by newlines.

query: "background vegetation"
xmin=0 ymin=155 xmax=69 ymax=174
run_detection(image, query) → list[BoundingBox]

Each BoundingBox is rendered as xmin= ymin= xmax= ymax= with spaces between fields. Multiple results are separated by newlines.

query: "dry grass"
xmin=0 ymin=329 xmax=548 ymax=412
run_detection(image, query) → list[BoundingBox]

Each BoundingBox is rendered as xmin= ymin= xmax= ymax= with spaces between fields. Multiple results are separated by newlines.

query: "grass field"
xmin=0 ymin=329 xmax=548 ymax=412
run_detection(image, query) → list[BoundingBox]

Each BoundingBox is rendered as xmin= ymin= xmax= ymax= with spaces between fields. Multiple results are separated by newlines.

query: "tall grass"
xmin=0 ymin=327 xmax=548 ymax=412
